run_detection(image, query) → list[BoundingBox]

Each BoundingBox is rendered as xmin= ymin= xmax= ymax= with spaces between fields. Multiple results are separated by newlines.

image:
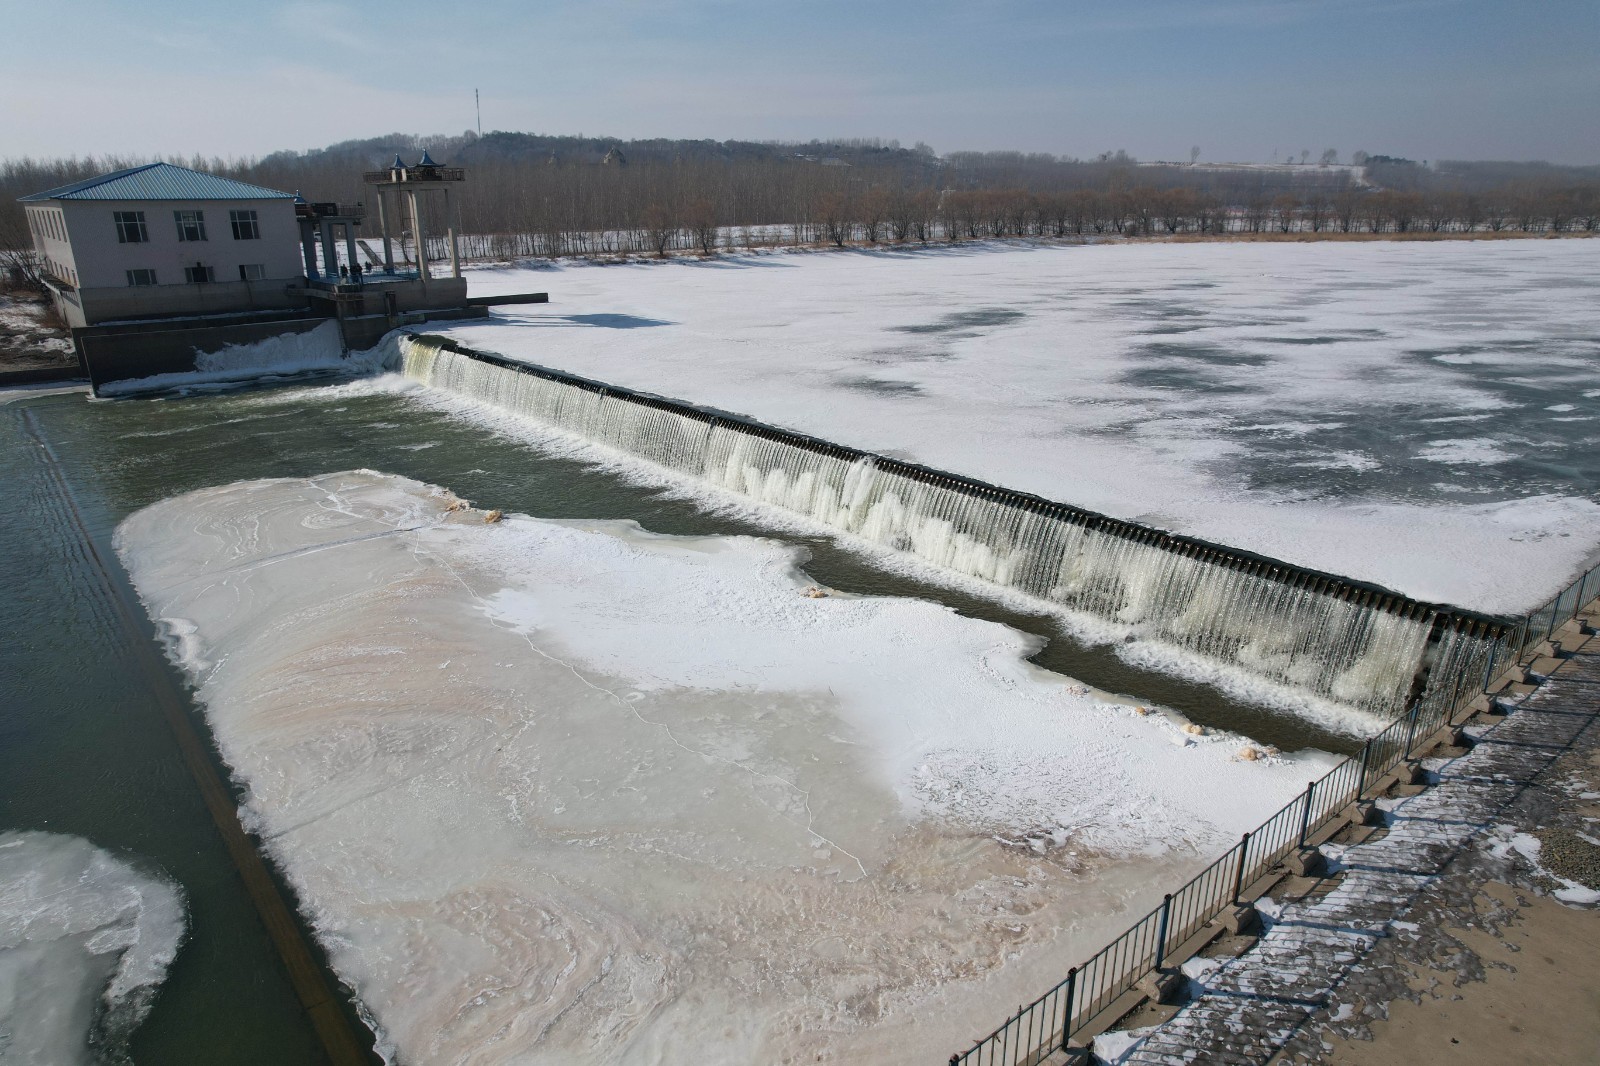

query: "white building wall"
xmin=61 ymin=197 xmax=302 ymax=290
xmin=26 ymin=204 xmax=79 ymax=288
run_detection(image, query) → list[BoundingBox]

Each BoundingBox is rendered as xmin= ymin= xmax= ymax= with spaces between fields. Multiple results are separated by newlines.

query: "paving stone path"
xmin=1115 ymin=639 xmax=1600 ymax=1065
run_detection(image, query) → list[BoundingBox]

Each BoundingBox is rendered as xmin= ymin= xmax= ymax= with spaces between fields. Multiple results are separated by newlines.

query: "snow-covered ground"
xmin=432 ymin=239 xmax=1600 ymax=614
xmin=0 ymin=832 xmax=186 ymax=1065
xmin=117 ymin=470 xmax=1331 ymax=1065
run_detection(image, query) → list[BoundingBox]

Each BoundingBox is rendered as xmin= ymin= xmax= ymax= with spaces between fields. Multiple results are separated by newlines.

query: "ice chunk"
xmin=0 ymin=831 xmax=186 ymax=1066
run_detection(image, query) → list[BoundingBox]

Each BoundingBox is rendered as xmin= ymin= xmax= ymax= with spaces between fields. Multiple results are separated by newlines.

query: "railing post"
xmin=1231 ymin=831 xmax=1252 ymax=904
xmin=1402 ymin=700 xmax=1421 ymax=756
xmin=1154 ymin=894 xmax=1174 ymax=969
xmin=1297 ymin=779 xmax=1317 ymax=848
xmin=1059 ymin=966 xmax=1078 ymax=1052
xmin=1356 ymin=740 xmax=1373 ymax=798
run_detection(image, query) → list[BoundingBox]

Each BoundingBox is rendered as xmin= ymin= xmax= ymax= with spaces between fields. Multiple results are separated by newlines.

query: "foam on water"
xmin=115 ymin=470 xmax=1332 ymax=1064
xmin=0 ymin=831 xmax=186 ymax=1065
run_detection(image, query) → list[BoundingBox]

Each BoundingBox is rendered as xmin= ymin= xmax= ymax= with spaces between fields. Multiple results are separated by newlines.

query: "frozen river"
xmin=446 ymin=238 xmax=1600 ymax=613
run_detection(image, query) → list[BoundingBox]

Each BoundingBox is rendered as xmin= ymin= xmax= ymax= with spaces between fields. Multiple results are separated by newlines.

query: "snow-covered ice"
xmin=116 ymin=470 xmax=1333 ymax=1065
xmin=432 ymin=239 xmax=1600 ymax=613
xmin=0 ymin=831 xmax=186 ymax=1065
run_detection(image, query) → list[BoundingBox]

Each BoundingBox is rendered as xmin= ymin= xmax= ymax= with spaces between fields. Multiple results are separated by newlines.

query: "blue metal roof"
xmin=19 ymin=162 xmax=294 ymax=202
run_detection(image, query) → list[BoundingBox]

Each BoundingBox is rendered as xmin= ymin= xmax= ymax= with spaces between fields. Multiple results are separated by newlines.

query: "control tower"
xmin=362 ymin=149 xmax=466 ymax=284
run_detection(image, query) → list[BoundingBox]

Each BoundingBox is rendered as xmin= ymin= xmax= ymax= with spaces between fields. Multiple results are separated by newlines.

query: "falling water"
xmin=397 ymin=335 xmax=1509 ymax=717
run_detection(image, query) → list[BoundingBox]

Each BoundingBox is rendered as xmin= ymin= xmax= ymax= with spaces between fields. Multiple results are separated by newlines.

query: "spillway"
xmin=395 ymin=333 xmax=1514 ymax=720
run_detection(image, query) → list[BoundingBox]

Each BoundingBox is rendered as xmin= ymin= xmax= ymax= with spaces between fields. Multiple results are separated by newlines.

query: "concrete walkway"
xmin=1112 ymin=634 xmax=1600 ymax=1065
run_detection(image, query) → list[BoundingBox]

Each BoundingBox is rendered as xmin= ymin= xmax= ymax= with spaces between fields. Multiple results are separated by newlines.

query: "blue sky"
xmin=8 ymin=0 xmax=1597 ymax=163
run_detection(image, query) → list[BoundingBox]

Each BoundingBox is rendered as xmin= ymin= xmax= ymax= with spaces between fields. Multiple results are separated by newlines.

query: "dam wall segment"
xmin=395 ymin=332 xmax=1535 ymax=722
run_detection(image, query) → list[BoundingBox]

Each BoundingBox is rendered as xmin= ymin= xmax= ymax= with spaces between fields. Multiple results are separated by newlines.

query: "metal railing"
xmin=948 ymin=558 xmax=1600 ymax=1066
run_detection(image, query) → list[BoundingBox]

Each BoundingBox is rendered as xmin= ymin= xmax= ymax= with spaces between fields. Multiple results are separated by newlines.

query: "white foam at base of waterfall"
xmin=115 ymin=470 xmax=1333 ymax=1065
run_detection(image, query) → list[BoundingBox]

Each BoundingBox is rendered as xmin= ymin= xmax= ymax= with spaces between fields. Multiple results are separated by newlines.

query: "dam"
xmin=1 ymin=315 xmax=1589 ymax=1064
xmin=396 ymin=332 xmax=1527 ymax=725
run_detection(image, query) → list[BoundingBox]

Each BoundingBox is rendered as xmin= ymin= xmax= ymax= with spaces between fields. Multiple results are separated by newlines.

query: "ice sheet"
xmin=0 ymin=831 xmax=186 ymax=1066
xmin=116 ymin=470 xmax=1332 ymax=1065
xmin=436 ymin=240 xmax=1600 ymax=613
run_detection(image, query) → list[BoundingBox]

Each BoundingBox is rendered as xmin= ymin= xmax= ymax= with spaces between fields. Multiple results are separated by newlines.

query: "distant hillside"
xmin=3 ymin=132 xmax=1595 ymax=263
xmin=259 ymin=130 xmax=942 ymax=172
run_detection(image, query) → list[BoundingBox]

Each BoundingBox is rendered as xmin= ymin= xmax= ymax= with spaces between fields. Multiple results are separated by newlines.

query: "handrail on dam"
xmin=946 ymin=567 xmax=1597 ymax=1066
xmin=393 ymin=332 xmax=1598 ymax=1064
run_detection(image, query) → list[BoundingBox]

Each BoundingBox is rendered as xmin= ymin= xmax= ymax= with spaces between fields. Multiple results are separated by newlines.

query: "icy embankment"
xmin=0 ymin=832 xmax=186 ymax=1065
xmin=443 ymin=239 xmax=1600 ymax=614
xmin=116 ymin=470 xmax=1333 ymax=1065
xmin=96 ymin=320 xmax=384 ymax=397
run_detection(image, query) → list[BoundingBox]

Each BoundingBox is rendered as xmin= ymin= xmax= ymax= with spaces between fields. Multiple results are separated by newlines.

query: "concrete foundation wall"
xmin=78 ymin=315 xmax=330 ymax=393
xmin=75 ymin=302 xmax=490 ymax=392
xmin=340 ymin=305 xmax=489 ymax=351
xmin=317 ymin=277 xmax=469 ymax=317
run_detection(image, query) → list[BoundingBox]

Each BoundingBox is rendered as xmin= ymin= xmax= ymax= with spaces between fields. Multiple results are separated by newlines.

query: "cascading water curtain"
xmin=397 ymin=334 xmax=1504 ymax=716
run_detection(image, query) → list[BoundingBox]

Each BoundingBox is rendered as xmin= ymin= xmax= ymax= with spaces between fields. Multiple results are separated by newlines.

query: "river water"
xmin=0 ymin=378 xmax=1358 ymax=1060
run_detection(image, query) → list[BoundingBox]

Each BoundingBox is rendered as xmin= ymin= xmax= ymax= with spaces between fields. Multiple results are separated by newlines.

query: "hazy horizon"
xmin=8 ymin=0 xmax=1598 ymax=167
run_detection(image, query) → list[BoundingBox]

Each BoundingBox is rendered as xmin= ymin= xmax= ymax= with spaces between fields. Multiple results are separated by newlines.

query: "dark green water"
xmin=0 ymin=380 xmax=1358 ymax=1061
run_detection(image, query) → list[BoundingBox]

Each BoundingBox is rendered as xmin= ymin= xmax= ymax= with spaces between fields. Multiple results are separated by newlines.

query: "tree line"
xmin=3 ymin=135 xmax=1597 ymax=277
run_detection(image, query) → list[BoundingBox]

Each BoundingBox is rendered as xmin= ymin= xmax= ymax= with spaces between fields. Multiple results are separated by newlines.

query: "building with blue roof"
xmin=20 ymin=162 xmax=306 ymax=327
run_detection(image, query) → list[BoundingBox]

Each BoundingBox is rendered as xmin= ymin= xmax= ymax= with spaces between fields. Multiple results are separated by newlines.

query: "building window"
xmin=238 ymin=263 xmax=267 ymax=281
xmin=230 ymin=210 xmax=260 ymax=240
xmin=127 ymin=269 xmax=158 ymax=286
xmin=175 ymin=210 xmax=207 ymax=242
xmin=184 ymin=265 xmax=215 ymax=284
xmin=114 ymin=211 xmax=147 ymax=243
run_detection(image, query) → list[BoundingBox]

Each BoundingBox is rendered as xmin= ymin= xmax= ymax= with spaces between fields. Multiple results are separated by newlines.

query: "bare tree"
xmin=817 ymin=190 xmax=855 ymax=247
xmin=857 ymin=187 xmax=889 ymax=243
xmin=642 ymin=204 xmax=679 ymax=258
xmin=685 ymin=199 xmax=720 ymax=255
xmin=1271 ymin=193 xmax=1299 ymax=232
xmin=1303 ymin=191 xmax=1330 ymax=232
xmin=1320 ymin=148 xmax=1339 ymax=165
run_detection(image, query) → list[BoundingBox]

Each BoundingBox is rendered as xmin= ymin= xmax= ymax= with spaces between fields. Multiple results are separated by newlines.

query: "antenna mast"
xmin=475 ymin=89 xmax=482 ymax=137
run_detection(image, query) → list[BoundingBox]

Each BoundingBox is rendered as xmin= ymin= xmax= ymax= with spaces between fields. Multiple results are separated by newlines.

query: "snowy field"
xmin=437 ymin=239 xmax=1600 ymax=614
xmin=118 ymin=471 xmax=1330 ymax=1065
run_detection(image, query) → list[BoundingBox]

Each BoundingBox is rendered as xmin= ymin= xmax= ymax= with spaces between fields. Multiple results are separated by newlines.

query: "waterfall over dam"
xmin=396 ymin=333 xmax=1514 ymax=719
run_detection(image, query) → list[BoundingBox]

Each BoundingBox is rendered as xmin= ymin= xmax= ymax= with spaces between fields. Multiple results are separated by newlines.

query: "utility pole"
xmin=475 ymin=89 xmax=482 ymax=137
